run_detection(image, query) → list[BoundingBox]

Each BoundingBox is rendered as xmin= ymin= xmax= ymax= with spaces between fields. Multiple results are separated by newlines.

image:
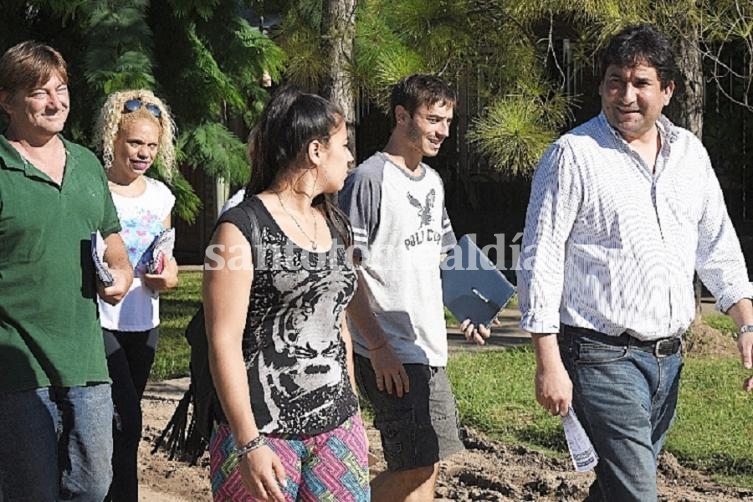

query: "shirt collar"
xmin=0 ymin=134 xmax=28 ymax=172
xmin=0 ymin=133 xmax=74 ymax=176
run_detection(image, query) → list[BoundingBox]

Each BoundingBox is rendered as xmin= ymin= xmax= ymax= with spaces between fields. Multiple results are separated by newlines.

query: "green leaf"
xmin=178 ymin=122 xmax=250 ymax=186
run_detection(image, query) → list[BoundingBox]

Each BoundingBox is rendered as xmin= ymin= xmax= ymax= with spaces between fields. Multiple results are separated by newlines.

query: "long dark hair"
xmin=246 ymin=86 xmax=352 ymax=248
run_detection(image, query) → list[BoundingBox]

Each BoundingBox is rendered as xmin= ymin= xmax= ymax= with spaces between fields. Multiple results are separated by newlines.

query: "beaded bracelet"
xmin=233 ymin=435 xmax=267 ymax=458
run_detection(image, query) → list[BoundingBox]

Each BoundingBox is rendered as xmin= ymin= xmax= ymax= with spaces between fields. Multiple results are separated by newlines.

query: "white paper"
xmin=91 ymin=230 xmax=114 ymax=286
xmin=143 ymin=228 xmax=176 ymax=274
xmin=561 ymin=408 xmax=598 ymax=472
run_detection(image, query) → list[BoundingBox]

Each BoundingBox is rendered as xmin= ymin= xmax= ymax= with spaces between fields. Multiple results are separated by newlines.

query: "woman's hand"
xmin=142 ymin=254 xmax=178 ymax=292
xmin=239 ymin=445 xmax=287 ymax=501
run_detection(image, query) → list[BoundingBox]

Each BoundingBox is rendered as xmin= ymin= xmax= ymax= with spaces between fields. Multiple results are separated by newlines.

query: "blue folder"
xmin=441 ymin=235 xmax=516 ymax=327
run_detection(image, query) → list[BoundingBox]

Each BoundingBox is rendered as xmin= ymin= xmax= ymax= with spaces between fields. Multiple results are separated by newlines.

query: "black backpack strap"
xmin=237 ymin=198 xmax=263 ymax=268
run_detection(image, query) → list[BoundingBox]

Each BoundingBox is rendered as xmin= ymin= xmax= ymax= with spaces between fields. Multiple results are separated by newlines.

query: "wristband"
xmin=739 ymin=325 xmax=753 ymax=338
xmin=233 ymin=435 xmax=267 ymax=458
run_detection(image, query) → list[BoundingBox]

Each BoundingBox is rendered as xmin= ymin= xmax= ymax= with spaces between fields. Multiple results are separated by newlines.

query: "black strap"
xmin=237 ymin=198 xmax=263 ymax=268
xmin=153 ymin=196 xmax=265 ymax=462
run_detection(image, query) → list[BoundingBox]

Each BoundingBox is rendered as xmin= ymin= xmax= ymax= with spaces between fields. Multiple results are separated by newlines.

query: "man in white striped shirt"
xmin=517 ymin=24 xmax=753 ymax=501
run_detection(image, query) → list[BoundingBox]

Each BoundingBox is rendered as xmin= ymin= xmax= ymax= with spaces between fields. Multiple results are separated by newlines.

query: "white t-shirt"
xmin=98 ymin=177 xmax=176 ymax=331
xmin=220 ymin=187 xmax=246 ymax=216
xmin=338 ymin=152 xmax=456 ymax=366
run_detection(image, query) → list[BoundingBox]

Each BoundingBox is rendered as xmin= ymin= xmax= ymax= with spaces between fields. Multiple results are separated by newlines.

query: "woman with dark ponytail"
xmin=203 ymin=86 xmax=368 ymax=501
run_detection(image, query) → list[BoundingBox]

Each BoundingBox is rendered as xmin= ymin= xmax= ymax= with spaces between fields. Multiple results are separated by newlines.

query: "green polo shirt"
xmin=0 ymin=134 xmax=121 ymax=392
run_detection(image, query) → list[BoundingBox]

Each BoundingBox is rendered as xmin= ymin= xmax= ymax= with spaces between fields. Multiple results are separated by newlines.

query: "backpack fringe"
xmin=151 ymin=383 xmax=209 ymax=465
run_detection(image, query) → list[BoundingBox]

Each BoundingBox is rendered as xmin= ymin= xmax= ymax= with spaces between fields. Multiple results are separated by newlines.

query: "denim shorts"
xmin=355 ymin=354 xmax=464 ymax=471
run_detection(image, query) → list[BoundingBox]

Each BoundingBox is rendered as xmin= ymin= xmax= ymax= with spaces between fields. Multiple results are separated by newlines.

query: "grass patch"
xmin=669 ymin=356 xmax=753 ymax=487
xmin=152 ymin=271 xmax=202 ymax=380
xmin=444 ymin=307 xmax=459 ymax=327
xmin=447 ymin=348 xmax=566 ymax=456
xmin=703 ymin=313 xmax=737 ymax=335
xmin=447 ymin=349 xmax=753 ymax=487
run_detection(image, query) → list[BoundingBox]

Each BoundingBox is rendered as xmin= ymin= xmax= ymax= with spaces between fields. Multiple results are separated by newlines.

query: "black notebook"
xmin=441 ymin=235 xmax=516 ymax=327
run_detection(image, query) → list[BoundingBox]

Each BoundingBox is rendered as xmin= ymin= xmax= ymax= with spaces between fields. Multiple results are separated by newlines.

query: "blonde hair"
xmin=93 ymin=89 xmax=177 ymax=180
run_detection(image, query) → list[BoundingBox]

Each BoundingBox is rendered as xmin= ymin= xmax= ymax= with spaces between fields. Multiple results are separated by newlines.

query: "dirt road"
xmin=139 ymin=378 xmax=753 ymax=501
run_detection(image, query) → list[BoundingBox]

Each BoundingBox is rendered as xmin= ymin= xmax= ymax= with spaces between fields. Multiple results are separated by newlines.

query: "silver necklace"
xmin=275 ymin=191 xmax=318 ymax=250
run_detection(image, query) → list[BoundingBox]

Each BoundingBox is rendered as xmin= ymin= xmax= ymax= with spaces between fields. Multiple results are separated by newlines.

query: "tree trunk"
xmin=320 ymin=0 xmax=357 ymax=158
xmin=667 ymin=24 xmax=704 ymax=138
xmin=666 ymin=20 xmax=705 ymax=316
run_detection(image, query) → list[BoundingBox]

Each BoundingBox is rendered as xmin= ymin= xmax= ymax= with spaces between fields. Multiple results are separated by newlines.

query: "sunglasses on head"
xmin=123 ymin=98 xmax=161 ymax=118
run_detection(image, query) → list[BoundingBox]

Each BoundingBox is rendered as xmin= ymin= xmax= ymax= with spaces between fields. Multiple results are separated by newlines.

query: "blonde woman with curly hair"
xmin=94 ymin=89 xmax=179 ymax=502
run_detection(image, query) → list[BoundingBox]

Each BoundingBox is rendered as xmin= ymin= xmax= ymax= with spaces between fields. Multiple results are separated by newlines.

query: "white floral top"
xmin=98 ymin=177 xmax=175 ymax=331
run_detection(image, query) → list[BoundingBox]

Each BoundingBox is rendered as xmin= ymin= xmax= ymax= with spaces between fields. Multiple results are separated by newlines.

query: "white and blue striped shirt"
xmin=517 ymin=113 xmax=753 ymax=340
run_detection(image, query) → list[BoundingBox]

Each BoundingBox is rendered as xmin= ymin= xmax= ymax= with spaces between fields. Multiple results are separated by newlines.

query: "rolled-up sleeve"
xmin=695 ymin=154 xmax=753 ymax=312
xmin=517 ymin=143 xmax=582 ymax=333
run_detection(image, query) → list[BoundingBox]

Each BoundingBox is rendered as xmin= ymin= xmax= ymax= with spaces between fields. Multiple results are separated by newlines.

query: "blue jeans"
xmin=558 ymin=330 xmax=683 ymax=502
xmin=0 ymin=384 xmax=113 ymax=501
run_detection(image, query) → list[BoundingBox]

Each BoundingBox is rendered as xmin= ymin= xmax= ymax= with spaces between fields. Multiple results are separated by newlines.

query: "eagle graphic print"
xmin=407 ymin=189 xmax=436 ymax=228
xmin=404 ymin=188 xmax=443 ymax=250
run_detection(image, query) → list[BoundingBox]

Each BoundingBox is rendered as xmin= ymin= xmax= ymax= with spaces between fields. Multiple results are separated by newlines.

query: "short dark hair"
xmin=0 ymin=41 xmax=68 ymax=95
xmin=599 ymin=24 xmax=677 ymax=89
xmin=389 ymin=74 xmax=456 ymax=126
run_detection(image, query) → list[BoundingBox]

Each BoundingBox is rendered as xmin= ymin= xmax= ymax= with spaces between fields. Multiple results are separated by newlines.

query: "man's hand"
xmin=535 ymin=359 xmax=572 ymax=417
xmin=726 ymin=300 xmax=753 ymax=372
xmin=99 ymin=232 xmax=133 ymax=304
xmin=98 ymin=268 xmax=131 ymax=305
xmin=459 ymin=318 xmax=495 ymax=345
xmin=346 ymin=270 xmax=410 ymax=396
xmin=369 ymin=342 xmax=410 ymax=397
xmin=531 ymin=333 xmax=571 ymax=417
xmin=738 ymin=331 xmax=753 ymax=391
xmin=738 ymin=331 xmax=753 ymax=370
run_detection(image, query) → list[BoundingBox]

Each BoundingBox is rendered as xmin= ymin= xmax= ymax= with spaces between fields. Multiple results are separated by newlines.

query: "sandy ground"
xmin=137 ymin=312 xmax=753 ymax=500
xmin=139 ymin=382 xmax=753 ymax=500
